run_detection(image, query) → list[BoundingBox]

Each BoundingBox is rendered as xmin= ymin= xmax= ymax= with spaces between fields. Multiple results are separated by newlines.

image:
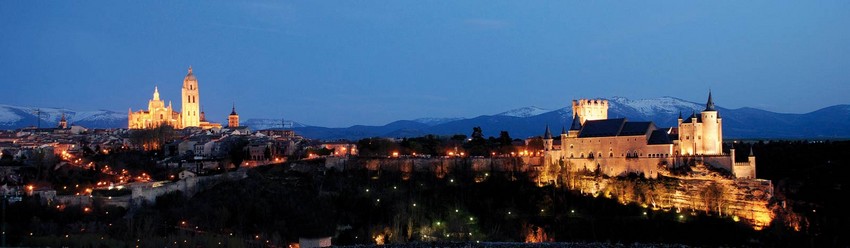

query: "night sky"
xmin=2 ymin=1 xmax=849 ymax=127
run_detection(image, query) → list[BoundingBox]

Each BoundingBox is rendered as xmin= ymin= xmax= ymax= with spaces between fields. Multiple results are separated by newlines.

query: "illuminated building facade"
xmin=128 ymin=67 xmax=222 ymax=130
xmin=543 ymin=92 xmax=755 ymax=179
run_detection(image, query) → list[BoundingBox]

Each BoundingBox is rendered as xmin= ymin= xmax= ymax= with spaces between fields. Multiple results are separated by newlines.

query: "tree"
xmin=702 ymin=181 xmax=726 ymax=215
xmin=527 ymin=137 xmax=544 ymax=152
xmin=264 ymin=147 xmax=272 ymax=160
xmin=128 ymin=124 xmax=176 ymax=151
xmin=465 ymin=127 xmax=489 ymax=156
xmin=219 ymin=137 xmax=249 ymax=169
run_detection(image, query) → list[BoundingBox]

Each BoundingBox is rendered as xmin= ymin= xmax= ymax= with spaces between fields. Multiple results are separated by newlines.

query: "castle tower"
xmin=228 ymin=103 xmax=239 ymax=128
xmin=700 ymin=91 xmax=722 ymax=155
xmin=58 ymin=113 xmax=67 ymax=129
xmin=568 ymin=113 xmax=582 ymax=138
xmin=181 ymin=66 xmax=200 ymax=128
xmin=572 ymin=99 xmax=608 ymax=124
xmin=542 ymin=124 xmax=553 ymax=151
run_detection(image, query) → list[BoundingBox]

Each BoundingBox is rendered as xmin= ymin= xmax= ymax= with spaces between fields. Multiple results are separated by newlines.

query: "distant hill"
xmin=290 ymin=97 xmax=850 ymax=140
xmin=3 ymin=97 xmax=849 ymax=139
xmin=0 ymin=104 xmax=126 ymax=129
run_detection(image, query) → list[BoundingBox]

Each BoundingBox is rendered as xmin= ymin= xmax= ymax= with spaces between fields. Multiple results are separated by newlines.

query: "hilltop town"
xmin=0 ymin=68 xmax=834 ymax=247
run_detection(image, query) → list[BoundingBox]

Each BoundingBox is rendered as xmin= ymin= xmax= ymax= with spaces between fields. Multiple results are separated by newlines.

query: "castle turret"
xmin=543 ymin=124 xmax=553 ymax=151
xmin=677 ymin=111 xmax=683 ymax=126
xmin=568 ymin=113 xmax=582 ymax=138
xmin=700 ymin=91 xmax=721 ymax=155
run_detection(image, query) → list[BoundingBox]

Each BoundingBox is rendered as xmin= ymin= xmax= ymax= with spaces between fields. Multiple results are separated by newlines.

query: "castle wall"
xmin=733 ymin=163 xmax=756 ymax=179
xmin=562 ymin=156 xmax=668 ymax=179
xmin=562 ymin=135 xmax=674 ymax=159
xmin=702 ymin=155 xmax=733 ymax=172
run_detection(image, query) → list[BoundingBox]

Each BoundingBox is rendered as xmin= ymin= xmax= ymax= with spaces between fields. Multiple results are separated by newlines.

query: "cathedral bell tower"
xmin=181 ymin=66 xmax=201 ymax=128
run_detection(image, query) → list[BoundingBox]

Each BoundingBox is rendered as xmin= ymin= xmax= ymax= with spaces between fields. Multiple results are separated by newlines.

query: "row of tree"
xmin=357 ymin=127 xmax=545 ymax=157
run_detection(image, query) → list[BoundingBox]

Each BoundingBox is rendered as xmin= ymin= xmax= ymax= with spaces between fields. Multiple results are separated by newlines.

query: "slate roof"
xmin=620 ymin=122 xmax=654 ymax=136
xmin=648 ymin=129 xmax=674 ymax=144
xmin=578 ymin=118 xmax=627 ymax=138
xmin=577 ymin=118 xmax=660 ymax=139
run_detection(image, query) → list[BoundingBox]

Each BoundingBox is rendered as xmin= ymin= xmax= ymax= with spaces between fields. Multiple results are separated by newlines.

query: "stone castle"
xmin=128 ymin=67 xmax=237 ymax=130
xmin=542 ymin=92 xmax=757 ymax=179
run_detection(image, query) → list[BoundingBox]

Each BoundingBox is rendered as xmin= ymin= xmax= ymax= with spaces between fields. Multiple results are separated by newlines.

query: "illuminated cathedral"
xmin=128 ymin=67 xmax=224 ymax=130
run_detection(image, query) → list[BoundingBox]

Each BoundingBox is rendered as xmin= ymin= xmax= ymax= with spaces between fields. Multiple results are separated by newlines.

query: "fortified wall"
xmin=53 ymin=170 xmax=248 ymax=209
xmin=329 ymin=157 xmax=774 ymax=229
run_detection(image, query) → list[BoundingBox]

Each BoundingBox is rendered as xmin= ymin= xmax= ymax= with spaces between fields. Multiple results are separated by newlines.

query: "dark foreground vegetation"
xmin=5 ymin=140 xmax=848 ymax=247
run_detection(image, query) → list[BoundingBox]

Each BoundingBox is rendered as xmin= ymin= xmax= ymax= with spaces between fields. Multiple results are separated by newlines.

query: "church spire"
xmin=230 ymin=103 xmax=238 ymax=115
xmin=705 ymin=90 xmax=716 ymax=111
xmin=153 ymin=86 xmax=160 ymax=101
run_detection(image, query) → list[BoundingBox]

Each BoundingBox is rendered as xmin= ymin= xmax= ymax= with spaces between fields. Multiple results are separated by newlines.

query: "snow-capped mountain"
xmin=497 ymin=106 xmax=549 ymax=118
xmin=0 ymin=105 xmax=126 ymax=129
xmin=605 ymin=96 xmax=708 ymax=127
xmin=4 ymin=96 xmax=850 ymax=140
xmin=242 ymin=119 xmax=309 ymax=130
xmin=284 ymin=97 xmax=850 ymax=140
xmin=412 ymin=117 xmax=466 ymax=126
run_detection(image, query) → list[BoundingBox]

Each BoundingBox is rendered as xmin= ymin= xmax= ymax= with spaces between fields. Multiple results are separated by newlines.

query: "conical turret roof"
xmin=543 ymin=124 xmax=552 ymax=139
xmin=570 ymin=113 xmax=582 ymax=131
xmin=705 ymin=90 xmax=716 ymax=111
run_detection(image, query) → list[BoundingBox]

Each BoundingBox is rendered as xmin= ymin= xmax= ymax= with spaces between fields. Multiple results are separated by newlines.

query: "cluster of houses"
xmin=1 ymin=123 xmax=360 ymax=198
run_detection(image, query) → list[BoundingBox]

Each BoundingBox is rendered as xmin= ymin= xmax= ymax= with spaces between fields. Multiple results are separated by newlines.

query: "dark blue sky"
xmin=2 ymin=1 xmax=849 ymax=127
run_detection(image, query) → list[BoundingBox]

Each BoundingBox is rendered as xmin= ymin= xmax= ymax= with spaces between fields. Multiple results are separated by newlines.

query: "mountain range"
xmin=3 ymin=97 xmax=849 ymax=140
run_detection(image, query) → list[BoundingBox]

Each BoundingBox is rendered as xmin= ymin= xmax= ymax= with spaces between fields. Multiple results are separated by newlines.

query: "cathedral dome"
xmin=184 ymin=66 xmax=196 ymax=81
